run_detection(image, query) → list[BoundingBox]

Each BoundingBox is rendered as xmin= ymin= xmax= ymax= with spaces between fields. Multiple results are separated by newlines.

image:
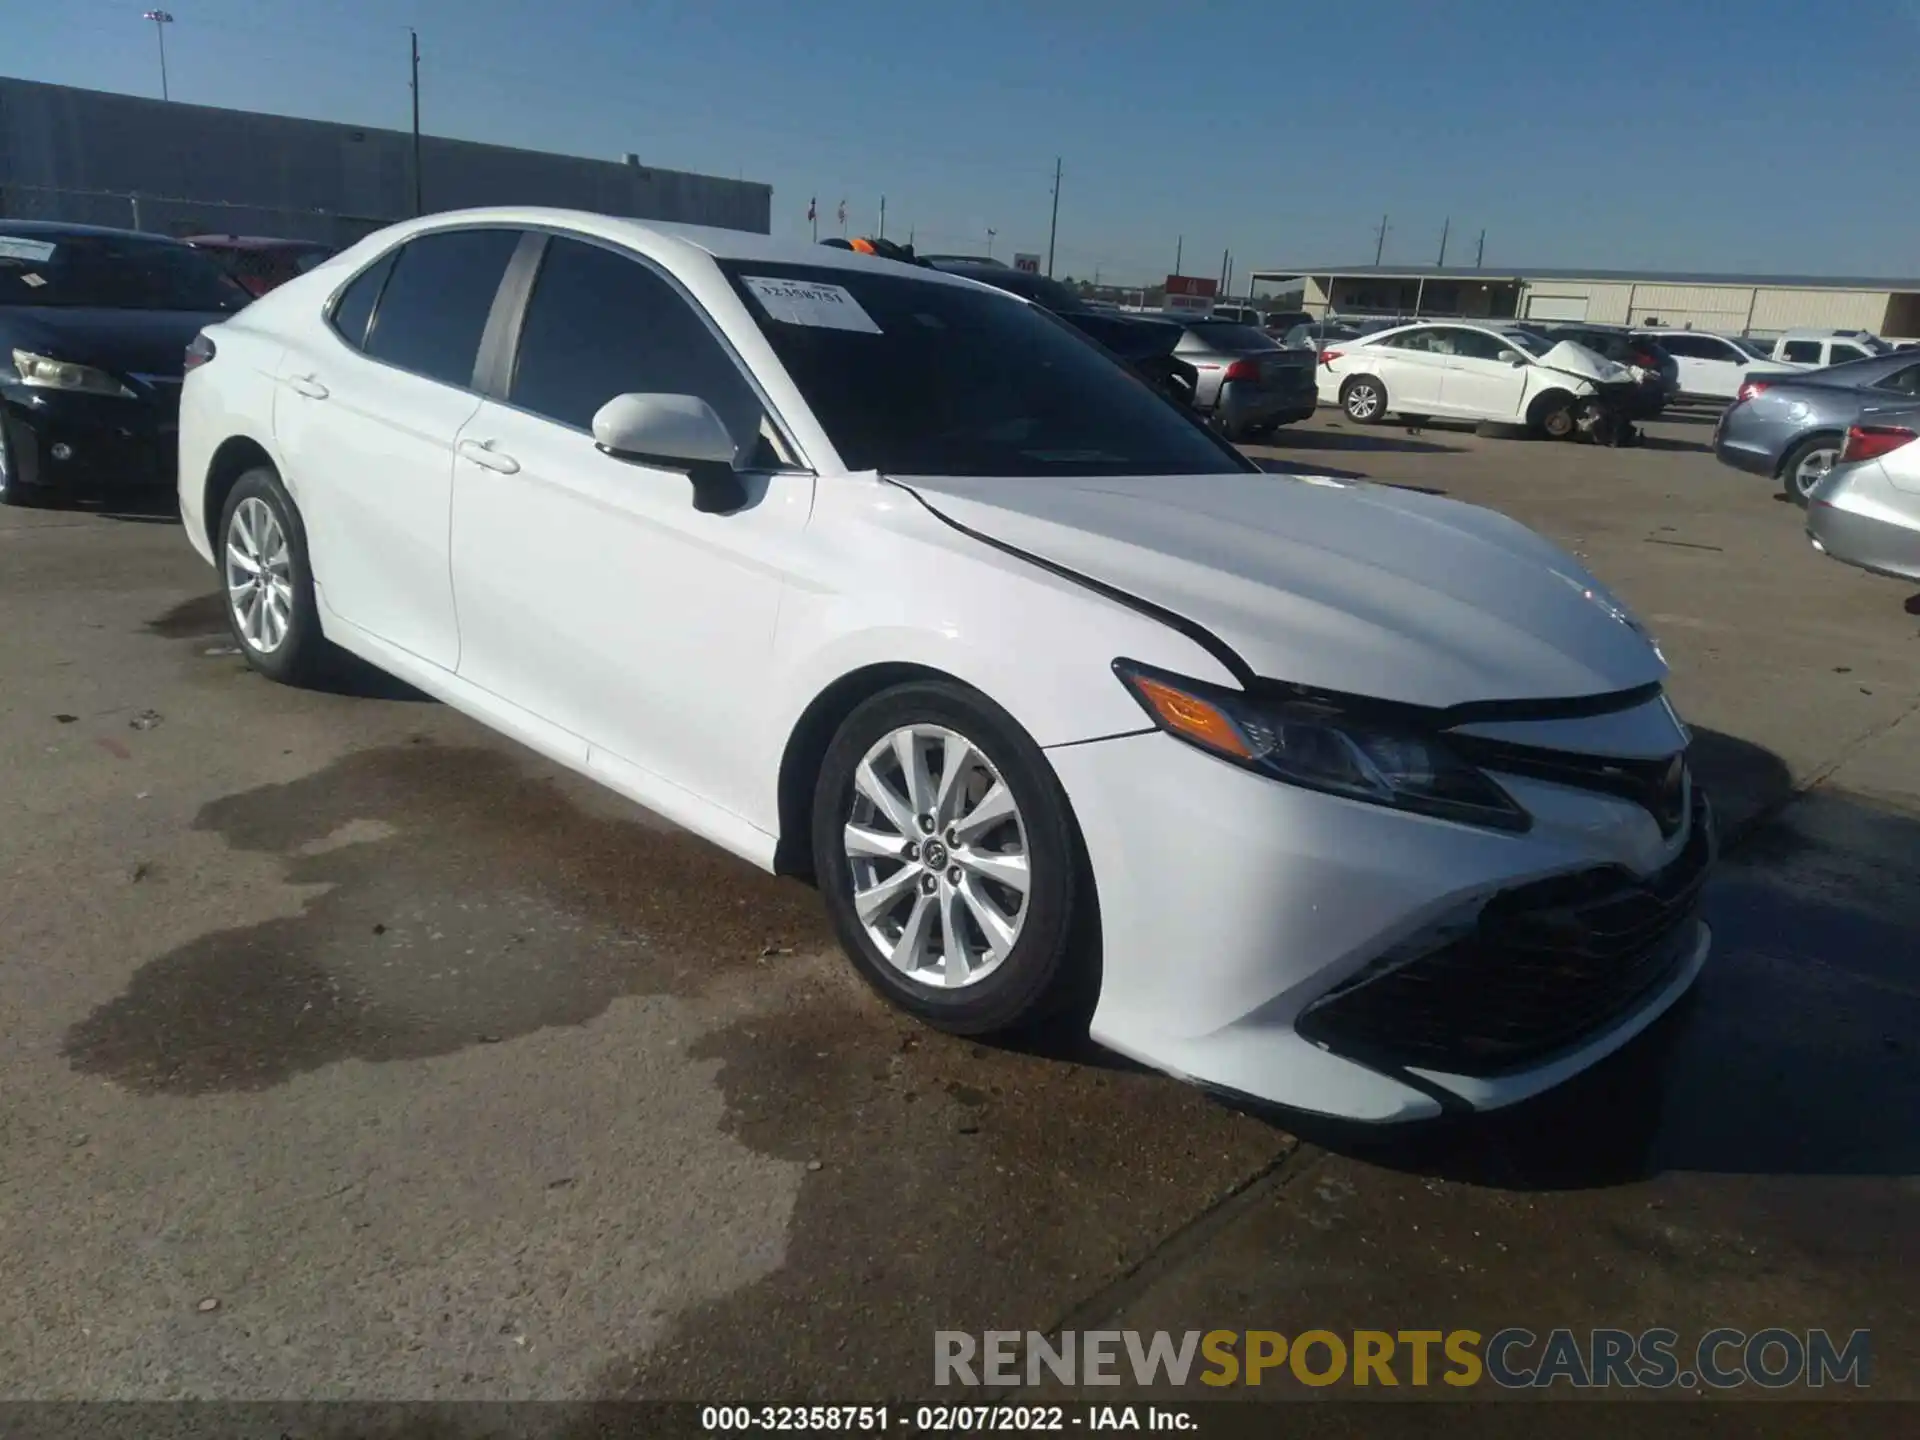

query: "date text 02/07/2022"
xmin=697 ymin=1404 xmax=1198 ymax=1432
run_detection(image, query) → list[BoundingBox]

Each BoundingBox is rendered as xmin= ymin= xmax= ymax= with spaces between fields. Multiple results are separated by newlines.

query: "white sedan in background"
xmin=177 ymin=207 xmax=1711 ymax=1123
xmin=1317 ymin=321 xmax=1632 ymax=437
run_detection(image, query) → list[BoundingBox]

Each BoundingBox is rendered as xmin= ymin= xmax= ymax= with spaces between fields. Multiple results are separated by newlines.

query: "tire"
xmin=811 ymin=680 xmax=1083 ymax=1036
xmin=1779 ymin=432 xmax=1843 ymax=508
xmin=1340 ymin=375 xmax=1387 ymax=424
xmin=217 ymin=465 xmax=328 ymax=685
xmin=1529 ymin=391 xmax=1576 ymax=440
xmin=0 ymin=424 xmax=52 ymax=508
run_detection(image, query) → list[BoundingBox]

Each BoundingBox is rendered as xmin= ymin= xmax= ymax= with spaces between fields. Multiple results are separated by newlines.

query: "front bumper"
xmin=0 ymin=384 xmax=179 ymax=493
xmin=1049 ymin=729 xmax=1713 ymax=1123
xmin=1807 ymin=461 xmax=1920 ymax=582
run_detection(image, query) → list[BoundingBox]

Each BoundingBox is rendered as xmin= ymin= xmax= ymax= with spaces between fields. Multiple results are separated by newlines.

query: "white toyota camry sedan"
xmin=177 ymin=207 xmax=1713 ymax=1123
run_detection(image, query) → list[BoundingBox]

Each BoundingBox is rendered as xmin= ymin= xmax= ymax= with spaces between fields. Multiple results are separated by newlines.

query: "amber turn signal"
xmin=1127 ymin=674 xmax=1252 ymax=759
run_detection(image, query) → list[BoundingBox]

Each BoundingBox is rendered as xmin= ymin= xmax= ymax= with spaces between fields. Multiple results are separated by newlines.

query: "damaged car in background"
xmin=1316 ymin=320 xmax=1643 ymax=442
xmin=177 ymin=208 xmax=1712 ymax=1123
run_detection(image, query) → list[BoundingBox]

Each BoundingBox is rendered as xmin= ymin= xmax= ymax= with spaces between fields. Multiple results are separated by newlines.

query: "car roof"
xmin=1637 ymin=327 xmax=1745 ymax=338
xmin=346 ymin=206 xmax=982 ymax=289
xmin=0 ymin=217 xmax=188 ymax=244
xmin=184 ymin=234 xmax=333 ymax=250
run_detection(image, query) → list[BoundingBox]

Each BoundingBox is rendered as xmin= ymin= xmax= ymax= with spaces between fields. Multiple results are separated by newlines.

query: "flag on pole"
xmin=837 ymin=198 xmax=847 ymax=230
xmin=807 ymin=197 xmax=816 ymax=222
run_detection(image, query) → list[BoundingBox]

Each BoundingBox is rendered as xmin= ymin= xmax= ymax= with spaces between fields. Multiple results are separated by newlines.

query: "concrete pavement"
xmin=1 ymin=413 xmax=1914 ymax=1407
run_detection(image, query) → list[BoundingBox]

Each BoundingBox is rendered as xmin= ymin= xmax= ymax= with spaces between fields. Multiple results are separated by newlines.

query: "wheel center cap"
xmin=921 ymin=839 xmax=948 ymax=871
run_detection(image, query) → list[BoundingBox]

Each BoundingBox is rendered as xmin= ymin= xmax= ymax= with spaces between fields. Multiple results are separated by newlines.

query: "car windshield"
xmin=1501 ymin=330 xmax=1554 ymax=356
xmin=0 ymin=231 xmax=250 ymax=311
xmin=1731 ymin=336 xmax=1771 ymax=360
xmin=1183 ymin=322 xmax=1279 ymax=353
xmin=721 ymin=261 xmax=1250 ymax=478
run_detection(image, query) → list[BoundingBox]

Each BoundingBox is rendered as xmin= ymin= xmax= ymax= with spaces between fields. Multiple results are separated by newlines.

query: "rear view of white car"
xmin=176 ymin=207 xmax=1711 ymax=1124
xmin=1316 ymin=321 xmax=1633 ymax=437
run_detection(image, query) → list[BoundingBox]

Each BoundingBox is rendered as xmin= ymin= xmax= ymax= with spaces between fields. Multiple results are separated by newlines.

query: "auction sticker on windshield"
xmin=0 ymin=238 xmax=58 ymax=263
xmin=741 ymin=276 xmax=882 ymax=334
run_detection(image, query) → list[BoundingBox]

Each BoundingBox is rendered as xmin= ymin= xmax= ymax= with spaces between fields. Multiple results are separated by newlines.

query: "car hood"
xmin=1535 ymin=339 xmax=1633 ymax=385
xmin=896 ymin=469 xmax=1665 ymax=709
xmin=0 ymin=306 xmax=232 ymax=380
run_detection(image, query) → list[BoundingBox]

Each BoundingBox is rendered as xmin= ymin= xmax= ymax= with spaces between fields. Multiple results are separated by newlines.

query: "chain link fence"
xmin=0 ymin=183 xmax=395 ymax=248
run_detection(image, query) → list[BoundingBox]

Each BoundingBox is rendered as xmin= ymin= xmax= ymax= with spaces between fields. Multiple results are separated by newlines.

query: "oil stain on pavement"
xmin=62 ymin=742 xmax=833 ymax=1093
xmin=60 ymin=737 xmax=1290 ymax=1399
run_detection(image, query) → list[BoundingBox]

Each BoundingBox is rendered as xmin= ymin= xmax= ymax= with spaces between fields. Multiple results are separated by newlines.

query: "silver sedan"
xmin=1807 ymin=403 xmax=1920 ymax=583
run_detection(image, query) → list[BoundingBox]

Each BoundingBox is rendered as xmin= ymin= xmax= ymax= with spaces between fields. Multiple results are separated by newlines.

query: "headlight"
xmin=9 ymin=350 xmax=135 ymax=398
xmin=1114 ymin=660 xmax=1530 ymax=832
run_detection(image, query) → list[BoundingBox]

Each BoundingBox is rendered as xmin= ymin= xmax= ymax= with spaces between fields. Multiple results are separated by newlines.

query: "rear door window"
xmin=1827 ymin=343 xmax=1868 ymax=364
xmin=363 ymin=228 xmax=520 ymax=388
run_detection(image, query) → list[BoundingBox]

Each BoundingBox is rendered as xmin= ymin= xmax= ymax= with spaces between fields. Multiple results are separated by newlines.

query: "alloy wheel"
xmin=1792 ymin=445 xmax=1839 ymax=500
xmin=842 ymin=724 xmax=1030 ymax=989
xmin=1346 ymin=384 xmax=1380 ymax=421
xmin=225 ymin=496 xmax=294 ymax=654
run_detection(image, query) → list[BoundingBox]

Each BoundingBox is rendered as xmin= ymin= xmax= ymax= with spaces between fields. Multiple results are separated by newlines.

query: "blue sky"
xmin=11 ymin=0 xmax=1920 ymax=285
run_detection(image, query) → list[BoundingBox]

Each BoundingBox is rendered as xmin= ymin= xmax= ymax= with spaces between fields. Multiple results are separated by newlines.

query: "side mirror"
xmin=591 ymin=393 xmax=746 ymax=513
xmin=1501 ymin=351 xmax=1526 ymax=366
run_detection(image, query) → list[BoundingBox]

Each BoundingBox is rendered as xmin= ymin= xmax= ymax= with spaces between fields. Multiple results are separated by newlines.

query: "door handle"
xmin=285 ymin=374 xmax=329 ymax=399
xmin=457 ymin=438 xmax=521 ymax=474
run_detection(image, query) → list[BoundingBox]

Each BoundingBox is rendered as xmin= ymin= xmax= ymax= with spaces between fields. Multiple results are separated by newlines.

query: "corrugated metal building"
xmin=1249 ymin=264 xmax=1920 ymax=339
xmin=0 ymin=76 xmax=771 ymax=246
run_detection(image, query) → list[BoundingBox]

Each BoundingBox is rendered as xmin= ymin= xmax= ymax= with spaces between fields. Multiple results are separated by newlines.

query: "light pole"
xmin=143 ymin=10 xmax=174 ymax=101
xmin=986 ymin=227 xmax=996 ymax=260
xmin=409 ymin=28 xmax=422 ymax=216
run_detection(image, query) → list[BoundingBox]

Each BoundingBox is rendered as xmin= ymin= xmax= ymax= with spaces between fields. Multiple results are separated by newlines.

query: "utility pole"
xmin=1046 ymin=156 xmax=1062 ymax=277
xmin=1437 ymin=216 xmax=1450 ymax=268
xmin=878 ymin=195 xmax=886 ymax=240
xmin=1373 ymin=213 xmax=1389 ymax=266
xmin=1475 ymin=228 xmax=1486 ymax=268
xmin=142 ymin=11 xmax=174 ymax=101
xmin=986 ymin=227 xmax=996 ymax=260
xmin=409 ymin=28 xmax=423 ymax=216
xmin=1174 ymin=235 xmax=1183 ymax=275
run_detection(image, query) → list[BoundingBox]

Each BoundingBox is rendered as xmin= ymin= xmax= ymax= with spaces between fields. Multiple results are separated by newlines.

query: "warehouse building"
xmin=0 ymin=77 xmax=770 ymax=247
xmin=1247 ymin=264 xmax=1920 ymax=339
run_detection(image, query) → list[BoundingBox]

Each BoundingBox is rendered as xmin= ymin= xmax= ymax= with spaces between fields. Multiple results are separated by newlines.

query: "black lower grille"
xmin=1297 ymin=791 xmax=1714 ymax=1078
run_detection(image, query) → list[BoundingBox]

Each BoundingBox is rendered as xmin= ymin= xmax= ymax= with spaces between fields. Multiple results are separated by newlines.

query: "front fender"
xmin=750 ymin=477 xmax=1243 ymax=837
